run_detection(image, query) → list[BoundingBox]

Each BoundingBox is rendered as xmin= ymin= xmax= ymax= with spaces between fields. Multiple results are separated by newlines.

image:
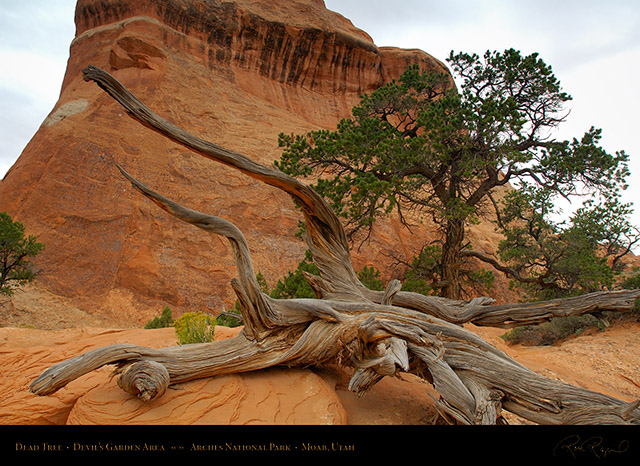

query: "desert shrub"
xmin=215 ymin=308 xmax=243 ymax=327
xmin=144 ymin=306 xmax=174 ymax=329
xmin=501 ymin=316 xmax=594 ymax=346
xmin=401 ymin=277 xmax=434 ymax=296
xmin=357 ymin=265 xmax=384 ymax=291
xmin=500 ymin=311 xmax=631 ymax=346
xmin=270 ymin=250 xmax=319 ymax=299
xmin=174 ymin=311 xmax=215 ymax=345
xmin=270 ymin=251 xmax=389 ymax=298
xmin=621 ymin=269 xmax=640 ymax=291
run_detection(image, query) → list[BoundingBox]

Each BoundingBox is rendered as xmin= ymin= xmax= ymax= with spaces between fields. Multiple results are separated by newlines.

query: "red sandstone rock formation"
xmin=0 ymin=0 xmax=505 ymax=325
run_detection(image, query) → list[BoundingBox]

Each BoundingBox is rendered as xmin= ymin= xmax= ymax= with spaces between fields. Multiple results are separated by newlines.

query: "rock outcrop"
xmin=0 ymin=0 xmax=505 ymax=325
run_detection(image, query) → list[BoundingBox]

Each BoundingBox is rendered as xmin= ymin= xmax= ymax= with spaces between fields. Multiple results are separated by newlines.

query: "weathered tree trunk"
xmin=440 ymin=217 xmax=465 ymax=300
xmin=29 ymin=66 xmax=640 ymax=425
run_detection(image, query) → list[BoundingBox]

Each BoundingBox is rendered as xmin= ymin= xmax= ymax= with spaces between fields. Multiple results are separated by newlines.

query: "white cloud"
xmin=0 ymin=0 xmax=75 ymax=177
xmin=0 ymin=50 xmax=67 ymax=100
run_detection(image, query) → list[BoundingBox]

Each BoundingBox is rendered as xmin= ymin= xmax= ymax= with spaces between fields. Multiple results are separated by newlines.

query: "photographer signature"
xmin=554 ymin=435 xmax=630 ymax=459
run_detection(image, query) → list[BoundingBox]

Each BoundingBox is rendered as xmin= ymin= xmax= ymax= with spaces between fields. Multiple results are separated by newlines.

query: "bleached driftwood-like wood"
xmin=29 ymin=66 xmax=640 ymax=425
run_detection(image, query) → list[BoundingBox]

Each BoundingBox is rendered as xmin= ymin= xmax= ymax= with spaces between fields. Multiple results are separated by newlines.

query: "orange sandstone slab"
xmin=0 ymin=326 xmax=346 ymax=425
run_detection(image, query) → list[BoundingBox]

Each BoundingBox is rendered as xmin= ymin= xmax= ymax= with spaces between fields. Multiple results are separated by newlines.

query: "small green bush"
xmin=621 ymin=269 xmax=640 ymax=291
xmin=215 ymin=309 xmax=243 ymax=327
xmin=357 ymin=265 xmax=384 ymax=291
xmin=500 ymin=312 xmax=627 ymax=346
xmin=401 ymin=278 xmax=433 ymax=295
xmin=174 ymin=311 xmax=215 ymax=345
xmin=144 ymin=306 xmax=174 ymax=329
xmin=270 ymin=250 xmax=319 ymax=299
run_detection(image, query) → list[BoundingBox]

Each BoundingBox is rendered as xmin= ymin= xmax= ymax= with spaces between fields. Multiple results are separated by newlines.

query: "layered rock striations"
xmin=0 ymin=0 xmax=503 ymax=325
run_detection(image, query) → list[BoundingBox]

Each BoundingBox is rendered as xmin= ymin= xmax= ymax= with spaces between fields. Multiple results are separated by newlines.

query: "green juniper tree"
xmin=0 ymin=212 xmax=44 ymax=296
xmin=493 ymin=187 xmax=639 ymax=300
xmin=277 ymin=49 xmax=633 ymax=299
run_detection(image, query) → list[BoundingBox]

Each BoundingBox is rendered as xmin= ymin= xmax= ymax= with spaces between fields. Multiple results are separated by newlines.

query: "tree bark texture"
xmin=440 ymin=217 xmax=465 ymax=299
xmin=29 ymin=66 xmax=640 ymax=425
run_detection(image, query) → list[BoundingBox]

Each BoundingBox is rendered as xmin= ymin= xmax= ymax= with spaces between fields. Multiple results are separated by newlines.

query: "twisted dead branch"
xmin=29 ymin=66 xmax=640 ymax=425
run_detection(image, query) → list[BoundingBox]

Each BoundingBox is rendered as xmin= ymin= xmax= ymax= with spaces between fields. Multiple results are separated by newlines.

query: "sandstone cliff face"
xmin=0 ymin=0 xmax=503 ymax=325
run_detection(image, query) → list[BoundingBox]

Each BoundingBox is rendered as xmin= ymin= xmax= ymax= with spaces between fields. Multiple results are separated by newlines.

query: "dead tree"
xmin=30 ymin=66 xmax=640 ymax=425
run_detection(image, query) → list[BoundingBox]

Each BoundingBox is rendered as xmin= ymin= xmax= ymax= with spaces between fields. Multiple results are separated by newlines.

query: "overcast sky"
xmin=1 ymin=0 xmax=639 ymax=229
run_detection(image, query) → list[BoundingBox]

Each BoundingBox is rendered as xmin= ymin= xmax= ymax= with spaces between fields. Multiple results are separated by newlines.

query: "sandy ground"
xmin=1 ymin=282 xmax=639 ymax=425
